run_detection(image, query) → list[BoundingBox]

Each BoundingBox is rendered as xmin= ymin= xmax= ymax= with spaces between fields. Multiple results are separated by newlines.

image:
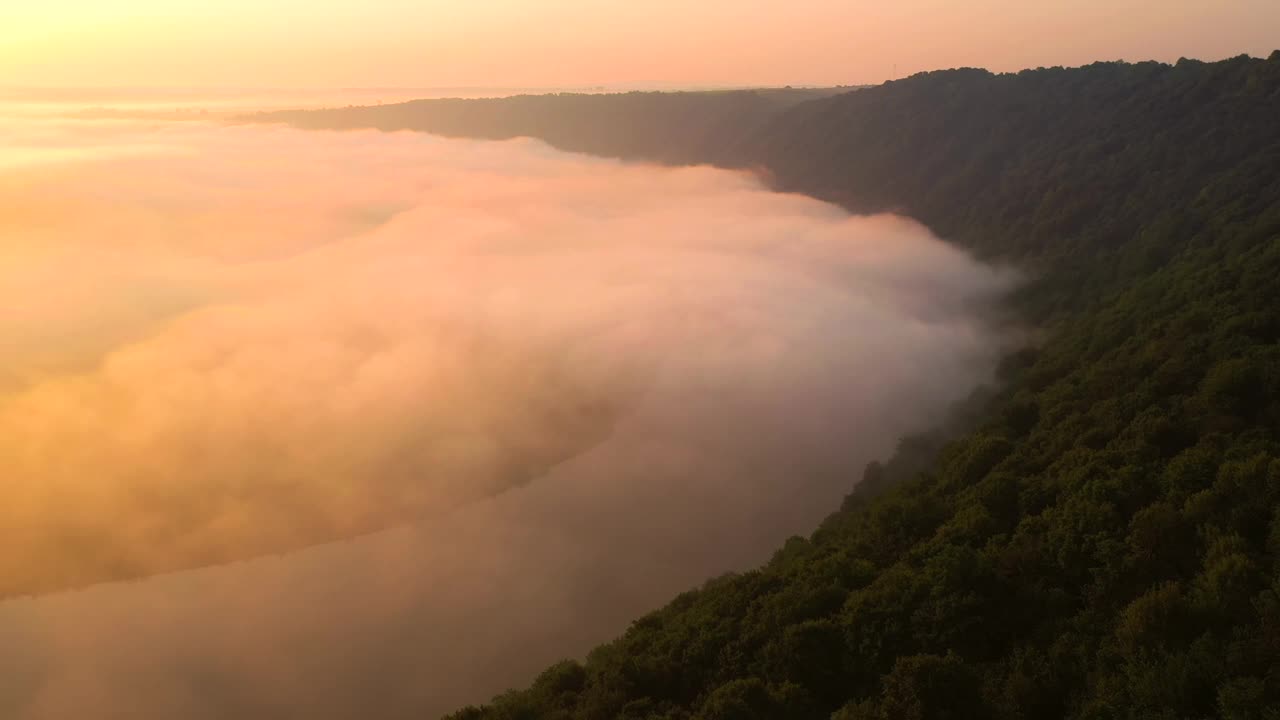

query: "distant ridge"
xmin=248 ymin=87 xmax=850 ymax=164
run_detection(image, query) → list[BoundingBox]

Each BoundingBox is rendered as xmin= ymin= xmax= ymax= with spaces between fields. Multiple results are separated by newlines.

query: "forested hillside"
xmin=272 ymin=54 xmax=1280 ymax=718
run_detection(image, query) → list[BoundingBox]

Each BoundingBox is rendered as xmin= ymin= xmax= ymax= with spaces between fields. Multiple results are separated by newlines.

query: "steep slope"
xmin=270 ymin=55 xmax=1280 ymax=718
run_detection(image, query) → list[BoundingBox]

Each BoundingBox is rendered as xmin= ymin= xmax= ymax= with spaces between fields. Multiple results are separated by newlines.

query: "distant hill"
xmin=261 ymin=55 xmax=1280 ymax=718
xmin=248 ymin=87 xmax=850 ymax=164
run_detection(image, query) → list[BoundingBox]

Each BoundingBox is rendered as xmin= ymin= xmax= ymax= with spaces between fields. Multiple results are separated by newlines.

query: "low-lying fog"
xmin=0 ymin=117 xmax=1017 ymax=718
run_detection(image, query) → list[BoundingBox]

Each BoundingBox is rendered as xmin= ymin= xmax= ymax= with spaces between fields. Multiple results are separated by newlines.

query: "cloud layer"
xmin=0 ymin=119 xmax=1016 ymax=717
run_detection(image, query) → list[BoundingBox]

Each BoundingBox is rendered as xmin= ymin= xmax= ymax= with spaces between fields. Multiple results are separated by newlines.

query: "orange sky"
xmin=2 ymin=0 xmax=1278 ymax=88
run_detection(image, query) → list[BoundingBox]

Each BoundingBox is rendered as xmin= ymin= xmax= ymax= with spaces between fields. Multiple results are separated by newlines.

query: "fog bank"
xmin=0 ymin=119 xmax=1016 ymax=717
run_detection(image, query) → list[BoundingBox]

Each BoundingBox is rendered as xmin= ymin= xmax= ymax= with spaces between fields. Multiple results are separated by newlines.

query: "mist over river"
xmin=0 ymin=111 xmax=1016 ymax=718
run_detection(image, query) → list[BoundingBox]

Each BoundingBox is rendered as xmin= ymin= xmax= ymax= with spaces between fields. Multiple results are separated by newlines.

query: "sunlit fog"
xmin=0 ymin=112 xmax=1015 ymax=717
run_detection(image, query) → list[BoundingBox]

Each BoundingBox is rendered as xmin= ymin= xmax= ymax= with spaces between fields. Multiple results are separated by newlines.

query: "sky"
xmin=1 ymin=0 xmax=1277 ymax=89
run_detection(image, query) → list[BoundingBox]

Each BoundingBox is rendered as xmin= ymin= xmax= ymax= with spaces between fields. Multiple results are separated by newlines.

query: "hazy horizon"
xmin=5 ymin=1 xmax=1277 ymax=89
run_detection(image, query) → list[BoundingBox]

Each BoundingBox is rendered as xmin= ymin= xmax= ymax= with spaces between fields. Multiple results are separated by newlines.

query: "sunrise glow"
xmin=3 ymin=0 xmax=1278 ymax=88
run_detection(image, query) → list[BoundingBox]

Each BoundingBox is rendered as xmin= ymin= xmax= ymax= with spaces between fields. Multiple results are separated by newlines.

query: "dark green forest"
xmin=271 ymin=54 xmax=1280 ymax=719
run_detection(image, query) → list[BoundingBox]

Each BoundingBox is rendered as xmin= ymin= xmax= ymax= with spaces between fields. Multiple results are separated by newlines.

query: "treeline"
xmin=273 ymin=54 xmax=1280 ymax=718
xmin=250 ymin=87 xmax=842 ymax=165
